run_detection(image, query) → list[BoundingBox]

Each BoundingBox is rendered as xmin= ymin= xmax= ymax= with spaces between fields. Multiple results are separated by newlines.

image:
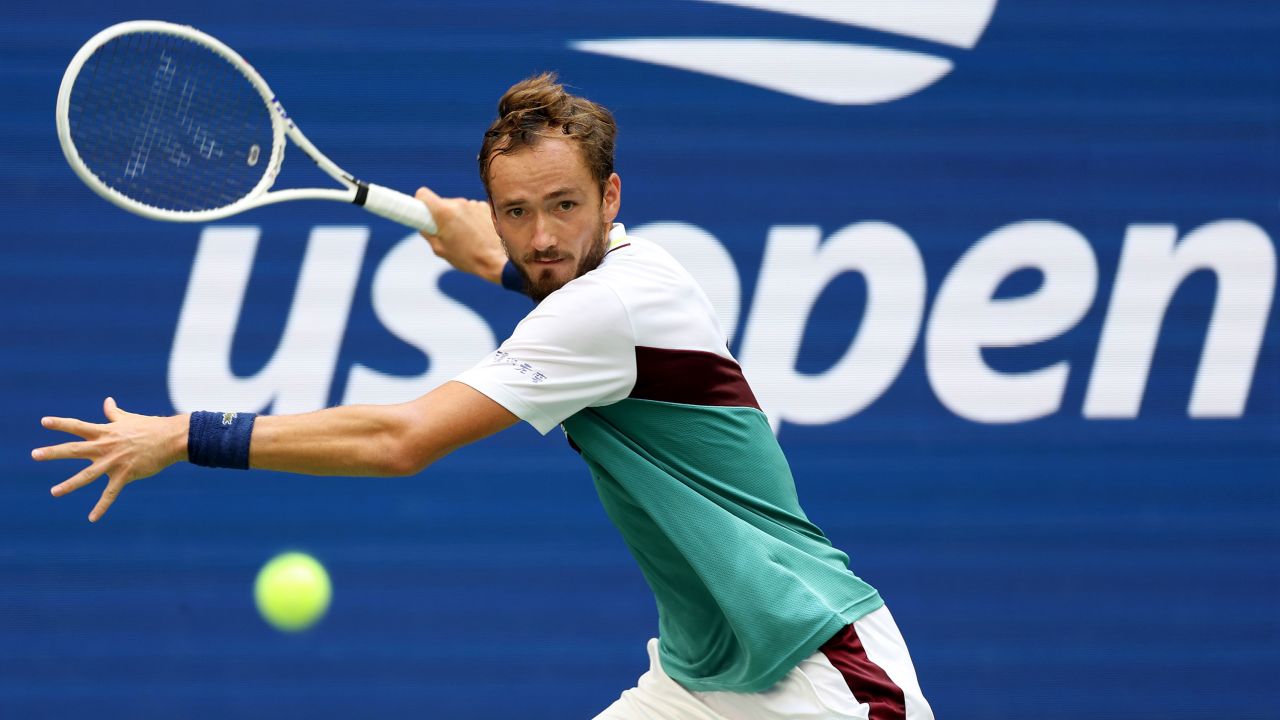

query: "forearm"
xmin=245 ymin=404 xmax=418 ymax=477
xmin=35 ymin=384 xmax=516 ymax=522
xmin=204 ymin=382 xmax=515 ymax=477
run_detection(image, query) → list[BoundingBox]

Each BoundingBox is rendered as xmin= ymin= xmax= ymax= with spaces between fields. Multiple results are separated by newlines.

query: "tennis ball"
xmin=254 ymin=551 xmax=332 ymax=632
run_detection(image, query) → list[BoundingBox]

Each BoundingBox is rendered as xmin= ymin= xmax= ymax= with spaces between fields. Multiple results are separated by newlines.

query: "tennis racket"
xmin=55 ymin=20 xmax=436 ymax=233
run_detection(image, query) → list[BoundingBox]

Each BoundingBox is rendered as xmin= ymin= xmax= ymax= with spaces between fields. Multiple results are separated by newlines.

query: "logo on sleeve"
xmin=493 ymin=351 xmax=548 ymax=384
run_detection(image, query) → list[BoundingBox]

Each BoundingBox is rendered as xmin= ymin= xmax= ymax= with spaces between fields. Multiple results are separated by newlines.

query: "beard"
xmin=510 ymin=222 xmax=610 ymax=303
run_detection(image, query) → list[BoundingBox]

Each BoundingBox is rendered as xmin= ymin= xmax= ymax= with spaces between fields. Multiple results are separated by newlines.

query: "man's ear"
xmin=602 ymin=173 xmax=622 ymax=224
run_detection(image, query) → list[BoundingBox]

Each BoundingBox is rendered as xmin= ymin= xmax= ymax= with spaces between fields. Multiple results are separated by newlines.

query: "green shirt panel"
xmin=562 ymin=397 xmax=883 ymax=693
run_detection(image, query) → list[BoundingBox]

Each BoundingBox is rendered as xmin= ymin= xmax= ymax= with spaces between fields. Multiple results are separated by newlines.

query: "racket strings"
xmin=68 ymin=32 xmax=275 ymax=213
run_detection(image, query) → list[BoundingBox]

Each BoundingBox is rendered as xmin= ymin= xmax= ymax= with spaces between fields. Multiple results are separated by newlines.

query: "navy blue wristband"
xmin=188 ymin=411 xmax=257 ymax=469
xmin=500 ymin=260 xmax=525 ymax=293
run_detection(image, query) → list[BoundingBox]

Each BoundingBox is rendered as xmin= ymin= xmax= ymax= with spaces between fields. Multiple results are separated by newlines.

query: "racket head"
xmin=55 ymin=20 xmax=287 ymax=222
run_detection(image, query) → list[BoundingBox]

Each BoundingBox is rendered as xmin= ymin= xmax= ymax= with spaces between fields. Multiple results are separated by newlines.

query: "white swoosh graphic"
xmin=692 ymin=0 xmax=999 ymax=49
xmin=571 ymin=38 xmax=953 ymax=105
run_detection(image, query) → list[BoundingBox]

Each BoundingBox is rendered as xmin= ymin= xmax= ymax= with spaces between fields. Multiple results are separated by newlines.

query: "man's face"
xmin=487 ymin=136 xmax=621 ymax=302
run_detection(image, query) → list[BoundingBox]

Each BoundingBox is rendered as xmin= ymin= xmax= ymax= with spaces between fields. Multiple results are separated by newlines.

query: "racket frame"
xmin=55 ymin=20 xmax=436 ymax=232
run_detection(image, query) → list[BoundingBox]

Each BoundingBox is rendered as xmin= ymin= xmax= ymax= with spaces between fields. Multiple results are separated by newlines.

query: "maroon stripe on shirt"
xmin=630 ymin=346 xmax=761 ymax=410
xmin=819 ymin=624 xmax=907 ymax=720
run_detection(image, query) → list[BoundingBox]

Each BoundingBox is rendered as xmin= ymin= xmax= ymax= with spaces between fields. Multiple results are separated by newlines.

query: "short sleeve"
xmin=453 ymin=276 xmax=637 ymax=434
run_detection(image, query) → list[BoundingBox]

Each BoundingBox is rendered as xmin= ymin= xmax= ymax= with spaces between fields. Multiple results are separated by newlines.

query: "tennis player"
xmin=34 ymin=73 xmax=933 ymax=719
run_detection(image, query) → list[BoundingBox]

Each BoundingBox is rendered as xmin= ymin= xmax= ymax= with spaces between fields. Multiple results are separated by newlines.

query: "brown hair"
xmin=478 ymin=72 xmax=616 ymax=196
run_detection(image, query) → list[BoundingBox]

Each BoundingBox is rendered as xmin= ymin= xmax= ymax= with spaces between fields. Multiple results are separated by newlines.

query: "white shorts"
xmin=594 ymin=606 xmax=933 ymax=720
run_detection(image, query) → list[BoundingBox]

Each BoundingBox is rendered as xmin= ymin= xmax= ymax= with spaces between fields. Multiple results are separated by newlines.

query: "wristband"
xmin=500 ymin=260 xmax=525 ymax=293
xmin=188 ymin=411 xmax=257 ymax=469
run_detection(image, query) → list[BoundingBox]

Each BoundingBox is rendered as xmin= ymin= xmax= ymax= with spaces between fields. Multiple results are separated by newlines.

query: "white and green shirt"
xmin=454 ymin=224 xmax=883 ymax=693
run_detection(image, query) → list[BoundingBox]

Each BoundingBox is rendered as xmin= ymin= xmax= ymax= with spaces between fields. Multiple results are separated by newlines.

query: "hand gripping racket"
xmin=55 ymin=20 xmax=437 ymax=233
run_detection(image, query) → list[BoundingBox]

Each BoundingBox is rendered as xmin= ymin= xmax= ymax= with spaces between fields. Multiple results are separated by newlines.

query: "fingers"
xmin=415 ymin=185 xmax=442 ymax=207
xmin=40 ymin=416 xmax=103 ymax=439
xmin=103 ymin=396 xmax=129 ymax=421
xmin=37 ymin=400 xmax=144 ymax=523
xmin=415 ymin=187 xmax=446 ymax=232
xmin=88 ymin=481 xmax=124 ymax=523
xmin=31 ymin=440 xmax=93 ymax=462
xmin=50 ymin=463 xmax=105 ymax=497
xmin=416 ymin=188 xmax=451 ymax=242
xmin=47 ymin=458 xmax=126 ymax=522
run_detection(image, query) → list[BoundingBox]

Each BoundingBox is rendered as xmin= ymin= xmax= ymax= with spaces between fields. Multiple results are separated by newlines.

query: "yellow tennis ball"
xmin=254 ymin=551 xmax=332 ymax=632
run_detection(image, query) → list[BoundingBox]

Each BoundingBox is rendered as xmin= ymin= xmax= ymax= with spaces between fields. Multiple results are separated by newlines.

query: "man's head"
xmin=479 ymin=73 xmax=621 ymax=302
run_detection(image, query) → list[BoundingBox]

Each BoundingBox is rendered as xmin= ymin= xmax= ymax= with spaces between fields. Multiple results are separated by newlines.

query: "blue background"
xmin=2 ymin=1 xmax=1277 ymax=718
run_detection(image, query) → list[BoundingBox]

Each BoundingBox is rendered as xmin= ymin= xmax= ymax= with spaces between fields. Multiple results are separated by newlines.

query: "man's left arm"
xmin=414 ymin=186 xmax=509 ymax=286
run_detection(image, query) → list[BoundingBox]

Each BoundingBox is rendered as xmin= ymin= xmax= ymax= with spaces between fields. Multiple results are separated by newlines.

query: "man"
xmin=34 ymin=73 xmax=933 ymax=719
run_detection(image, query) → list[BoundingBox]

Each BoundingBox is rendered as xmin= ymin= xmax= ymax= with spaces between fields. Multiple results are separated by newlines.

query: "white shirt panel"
xmin=612 ymin=238 xmax=732 ymax=360
xmin=454 ymin=226 xmax=736 ymax=434
xmin=453 ymin=272 xmax=637 ymax=434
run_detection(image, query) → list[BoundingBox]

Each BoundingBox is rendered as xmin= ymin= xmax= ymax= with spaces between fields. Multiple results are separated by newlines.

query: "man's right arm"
xmin=34 ymin=382 xmax=518 ymax=522
xmin=248 ymin=380 xmax=517 ymax=476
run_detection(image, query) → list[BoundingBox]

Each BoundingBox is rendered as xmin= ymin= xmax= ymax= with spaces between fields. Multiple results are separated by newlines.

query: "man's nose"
xmin=531 ymin=214 xmax=556 ymax=251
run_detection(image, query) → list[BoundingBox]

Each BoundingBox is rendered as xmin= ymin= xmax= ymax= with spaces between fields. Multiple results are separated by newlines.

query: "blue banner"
xmin=2 ymin=1 xmax=1276 ymax=718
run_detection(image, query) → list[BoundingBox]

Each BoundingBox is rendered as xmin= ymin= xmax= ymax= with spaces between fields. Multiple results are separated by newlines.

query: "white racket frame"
xmin=55 ymin=20 xmax=437 ymax=233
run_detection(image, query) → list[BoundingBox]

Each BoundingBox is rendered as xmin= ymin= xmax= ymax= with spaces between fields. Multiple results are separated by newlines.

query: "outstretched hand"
xmin=32 ymin=398 xmax=187 ymax=522
xmin=415 ymin=186 xmax=509 ymax=285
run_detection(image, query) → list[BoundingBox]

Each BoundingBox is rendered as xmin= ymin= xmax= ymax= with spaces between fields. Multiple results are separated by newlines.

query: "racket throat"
xmin=352 ymin=180 xmax=370 ymax=207
xmin=352 ymin=181 xmax=437 ymax=233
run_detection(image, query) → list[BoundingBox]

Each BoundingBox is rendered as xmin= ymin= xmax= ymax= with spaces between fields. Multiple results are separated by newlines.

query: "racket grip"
xmin=358 ymin=183 xmax=438 ymax=234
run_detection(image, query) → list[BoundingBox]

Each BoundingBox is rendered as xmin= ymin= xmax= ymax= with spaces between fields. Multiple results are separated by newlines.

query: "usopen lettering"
xmin=169 ymin=220 xmax=1275 ymax=430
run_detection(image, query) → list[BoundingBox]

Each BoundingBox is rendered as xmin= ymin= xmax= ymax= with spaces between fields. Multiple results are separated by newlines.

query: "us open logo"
xmin=572 ymin=0 xmax=998 ymax=105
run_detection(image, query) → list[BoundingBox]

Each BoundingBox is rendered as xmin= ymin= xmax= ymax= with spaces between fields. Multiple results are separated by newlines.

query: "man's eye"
xmin=558 ymin=201 xmax=576 ymax=211
xmin=508 ymin=208 xmax=524 ymax=218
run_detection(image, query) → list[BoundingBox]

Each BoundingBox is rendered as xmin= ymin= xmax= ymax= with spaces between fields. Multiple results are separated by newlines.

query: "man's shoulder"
xmin=525 ymin=231 xmax=708 ymax=338
xmin=516 ymin=270 xmax=630 ymax=343
xmin=538 ymin=263 xmax=627 ymax=312
xmin=583 ymin=235 xmax=696 ymax=297
xmin=587 ymin=235 xmax=732 ymax=356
